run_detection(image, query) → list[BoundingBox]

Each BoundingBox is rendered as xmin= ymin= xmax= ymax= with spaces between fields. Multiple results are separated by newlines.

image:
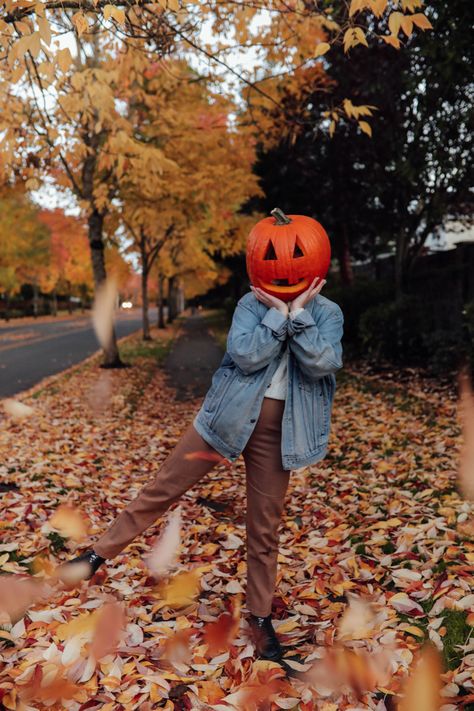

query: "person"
xmin=58 ymin=274 xmax=344 ymax=661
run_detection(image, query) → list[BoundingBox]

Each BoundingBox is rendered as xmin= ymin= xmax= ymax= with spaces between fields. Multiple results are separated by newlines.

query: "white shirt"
xmin=264 ymin=307 xmax=304 ymax=400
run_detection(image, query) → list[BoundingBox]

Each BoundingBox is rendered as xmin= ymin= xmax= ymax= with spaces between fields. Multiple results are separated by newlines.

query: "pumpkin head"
xmin=246 ymin=208 xmax=331 ymax=303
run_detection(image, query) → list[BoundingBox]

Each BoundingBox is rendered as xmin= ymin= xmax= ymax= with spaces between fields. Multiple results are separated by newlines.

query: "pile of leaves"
xmin=1 ymin=331 xmax=473 ymax=710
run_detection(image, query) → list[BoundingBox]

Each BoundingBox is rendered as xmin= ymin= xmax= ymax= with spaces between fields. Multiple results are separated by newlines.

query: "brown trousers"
xmin=94 ymin=397 xmax=291 ymax=617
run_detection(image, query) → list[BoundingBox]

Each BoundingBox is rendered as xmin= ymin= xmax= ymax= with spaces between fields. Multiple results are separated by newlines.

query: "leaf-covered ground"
xmin=0 ymin=327 xmax=473 ymax=710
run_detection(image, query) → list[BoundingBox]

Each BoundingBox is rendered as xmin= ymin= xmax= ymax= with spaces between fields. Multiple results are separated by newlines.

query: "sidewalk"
xmin=163 ymin=311 xmax=224 ymax=401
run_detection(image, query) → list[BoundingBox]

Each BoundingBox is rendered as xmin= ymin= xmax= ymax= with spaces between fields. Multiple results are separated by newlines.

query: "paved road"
xmin=0 ymin=309 xmax=157 ymax=397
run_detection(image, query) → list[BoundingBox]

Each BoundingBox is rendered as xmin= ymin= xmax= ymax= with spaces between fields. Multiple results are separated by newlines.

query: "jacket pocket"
xmin=317 ymin=378 xmax=333 ymax=444
xmin=203 ymin=367 xmax=235 ymax=416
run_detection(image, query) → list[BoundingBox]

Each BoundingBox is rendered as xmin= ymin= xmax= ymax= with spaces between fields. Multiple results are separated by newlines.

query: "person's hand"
xmin=250 ymin=286 xmax=289 ymax=316
xmin=289 ymin=275 xmax=327 ymax=312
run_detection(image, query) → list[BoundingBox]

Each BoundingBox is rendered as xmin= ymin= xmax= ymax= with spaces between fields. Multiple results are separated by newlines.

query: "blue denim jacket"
xmin=193 ymin=291 xmax=344 ymax=470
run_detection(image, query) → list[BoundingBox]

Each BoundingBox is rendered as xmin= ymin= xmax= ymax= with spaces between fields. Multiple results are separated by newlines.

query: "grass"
xmin=119 ymin=337 xmax=175 ymax=366
xmin=441 ymin=609 xmax=472 ymax=671
xmin=200 ymin=308 xmax=232 ymax=352
xmin=336 ymin=368 xmax=442 ymax=422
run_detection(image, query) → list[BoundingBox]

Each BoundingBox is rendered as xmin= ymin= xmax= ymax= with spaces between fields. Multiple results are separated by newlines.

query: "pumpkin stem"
xmin=270 ymin=207 xmax=292 ymax=225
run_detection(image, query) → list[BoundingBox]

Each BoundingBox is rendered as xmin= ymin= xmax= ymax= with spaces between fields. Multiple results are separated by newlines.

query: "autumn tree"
xmin=0 ymin=183 xmax=50 ymax=317
xmin=113 ymin=52 xmax=261 ymax=339
xmin=0 ymin=29 xmax=177 ymax=362
xmin=37 ymin=209 xmax=94 ymax=312
xmin=0 ymin=0 xmax=433 ymax=142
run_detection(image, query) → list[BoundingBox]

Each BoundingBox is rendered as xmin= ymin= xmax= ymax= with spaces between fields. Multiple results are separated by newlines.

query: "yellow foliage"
xmin=343 ymin=27 xmax=369 ymax=52
xmin=358 ymin=120 xmax=372 ymax=136
xmin=315 ymin=42 xmax=331 ymax=57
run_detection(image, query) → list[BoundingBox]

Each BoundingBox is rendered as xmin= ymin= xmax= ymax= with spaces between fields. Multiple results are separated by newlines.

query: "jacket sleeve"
xmin=226 ymin=299 xmax=288 ymax=374
xmin=287 ymin=305 xmax=344 ymax=380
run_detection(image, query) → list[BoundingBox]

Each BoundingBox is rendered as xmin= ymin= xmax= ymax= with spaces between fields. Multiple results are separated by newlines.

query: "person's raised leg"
xmin=242 ymin=397 xmax=291 ymax=659
xmin=59 ymin=422 xmax=223 ymax=579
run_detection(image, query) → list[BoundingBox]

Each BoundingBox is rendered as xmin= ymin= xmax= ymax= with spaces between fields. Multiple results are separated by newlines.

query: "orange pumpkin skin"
xmin=246 ymin=210 xmax=331 ymax=303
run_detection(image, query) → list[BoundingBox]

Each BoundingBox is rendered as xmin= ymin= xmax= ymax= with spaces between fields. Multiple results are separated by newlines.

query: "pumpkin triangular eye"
xmin=293 ymin=240 xmax=304 ymax=258
xmin=264 ymin=240 xmax=277 ymax=260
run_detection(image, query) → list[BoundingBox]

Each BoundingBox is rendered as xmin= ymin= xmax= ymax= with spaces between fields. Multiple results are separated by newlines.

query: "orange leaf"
xmin=90 ymin=602 xmax=126 ymax=660
xmin=397 ymin=644 xmax=442 ymax=711
xmin=49 ymin=504 xmax=89 ymax=542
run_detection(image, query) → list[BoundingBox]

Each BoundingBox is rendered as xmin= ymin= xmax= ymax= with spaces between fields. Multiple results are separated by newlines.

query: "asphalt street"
xmin=0 ymin=309 xmax=156 ymax=397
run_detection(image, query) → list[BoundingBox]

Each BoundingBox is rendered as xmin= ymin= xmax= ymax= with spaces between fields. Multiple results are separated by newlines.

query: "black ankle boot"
xmin=248 ymin=613 xmax=284 ymax=661
xmin=58 ymin=549 xmax=106 ymax=582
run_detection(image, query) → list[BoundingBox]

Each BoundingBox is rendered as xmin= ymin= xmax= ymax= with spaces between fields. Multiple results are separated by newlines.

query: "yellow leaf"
xmin=343 ymin=27 xmax=368 ymax=53
xmin=368 ymin=517 xmax=402 ymax=529
xmin=388 ymin=11 xmax=404 ymax=35
xmin=274 ymin=618 xmax=300 ymax=634
xmin=343 ymin=98 xmax=356 ymax=117
xmin=315 ymin=42 xmax=330 ymax=57
xmin=158 ymin=570 xmax=201 ymax=609
xmin=400 ymin=15 xmax=414 ymax=37
xmin=72 ymin=11 xmax=89 ymax=37
xmin=2 ymin=691 xmax=17 ymax=710
xmin=167 ymin=0 xmax=179 ymax=11
xmin=0 ymin=554 xmax=9 ymax=567
xmin=369 ymin=0 xmax=388 ymax=17
xmin=401 ymin=625 xmax=425 ymax=638
xmin=103 ymin=4 xmax=126 ymax=23
xmin=411 ymin=13 xmax=433 ymax=30
xmin=349 ymin=0 xmax=367 ymax=17
xmin=14 ymin=34 xmax=34 ymax=60
xmin=401 ymin=0 xmax=424 ymax=11
xmin=359 ymin=120 xmax=372 ymax=136
xmin=24 ymin=176 xmax=40 ymax=190
xmin=381 ymin=33 xmax=401 ymax=48
xmin=56 ymin=611 xmax=99 ymax=641
xmin=329 ymin=120 xmax=336 ymax=137
xmin=37 ymin=16 xmax=51 ymax=45
xmin=57 ymin=47 xmax=73 ymax=72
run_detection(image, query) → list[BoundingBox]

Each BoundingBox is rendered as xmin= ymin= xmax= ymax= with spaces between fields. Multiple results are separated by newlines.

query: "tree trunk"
xmin=336 ymin=226 xmax=354 ymax=286
xmin=394 ymin=227 xmax=407 ymax=300
xmin=140 ymin=240 xmax=151 ymax=341
xmin=88 ymin=208 xmax=124 ymax=367
xmin=32 ymin=283 xmax=39 ymax=318
xmin=51 ymin=290 xmax=58 ymax=316
xmin=167 ymin=275 xmax=177 ymax=324
xmin=157 ymin=272 xmax=166 ymax=328
xmin=393 ymin=227 xmax=408 ymax=362
xmin=176 ymin=281 xmax=185 ymax=314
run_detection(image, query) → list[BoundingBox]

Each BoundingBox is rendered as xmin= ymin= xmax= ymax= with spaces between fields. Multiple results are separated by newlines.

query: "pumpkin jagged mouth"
xmin=271 ymin=278 xmax=305 ymax=286
xmin=262 ymin=277 xmax=309 ymax=291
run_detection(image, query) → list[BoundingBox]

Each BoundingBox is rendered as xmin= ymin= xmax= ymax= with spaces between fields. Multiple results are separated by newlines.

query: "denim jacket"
xmin=193 ymin=291 xmax=344 ymax=471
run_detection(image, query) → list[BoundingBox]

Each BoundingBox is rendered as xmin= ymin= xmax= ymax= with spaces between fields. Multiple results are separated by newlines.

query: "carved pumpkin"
xmin=246 ymin=207 xmax=331 ymax=303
